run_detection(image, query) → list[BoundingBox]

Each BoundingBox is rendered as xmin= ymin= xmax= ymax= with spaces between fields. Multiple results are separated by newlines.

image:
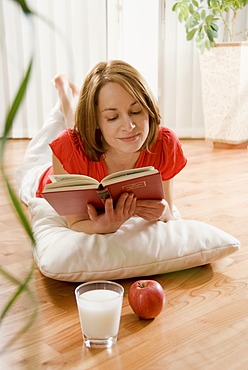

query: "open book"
xmin=41 ymin=166 xmax=163 ymax=216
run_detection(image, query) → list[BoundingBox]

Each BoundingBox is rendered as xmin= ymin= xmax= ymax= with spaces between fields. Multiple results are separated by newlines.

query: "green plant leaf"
xmin=172 ymin=3 xmax=179 ymax=12
xmin=1 ymin=59 xmax=32 ymax=140
xmin=192 ymin=0 xmax=199 ymax=7
xmin=206 ymin=28 xmax=215 ymax=41
xmin=173 ymin=2 xmax=190 ymax=22
xmin=0 ymin=265 xmax=35 ymax=322
xmin=189 ymin=3 xmax=195 ymax=14
xmin=11 ymin=0 xmax=34 ymax=15
xmin=0 ymin=265 xmax=38 ymax=352
xmin=187 ymin=28 xmax=198 ymax=40
xmin=211 ymin=22 xmax=219 ymax=32
xmin=0 ymin=56 xmax=35 ymax=245
xmin=0 ymin=0 xmax=37 ymax=351
xmin=4 ymin=175 xmax=36 ymax=245
xmin=201 ymin=9 xmax=206 ymax=20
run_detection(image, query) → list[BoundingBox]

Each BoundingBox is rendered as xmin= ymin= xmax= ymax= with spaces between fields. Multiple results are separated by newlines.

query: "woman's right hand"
xmin=87 ymin=192 xmax=136 ymax=234
xmin=66 ymin=192 xmax=136 ymax=234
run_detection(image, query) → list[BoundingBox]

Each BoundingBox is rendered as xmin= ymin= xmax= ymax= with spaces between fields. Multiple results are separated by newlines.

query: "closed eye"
xmin=131 ymin=111 xmax=142 ymax=115
xmin=107 ymin=116 xmax=118 ymax=121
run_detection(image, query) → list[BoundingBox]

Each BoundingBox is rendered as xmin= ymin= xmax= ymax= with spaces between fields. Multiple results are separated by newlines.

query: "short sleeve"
xmin=49 ymin=129 xmax=88 ymax=174
xmin=137 ymin=127 xmax=187 ymax=181
xmin=158 ymin=127 xmax=187 ymax=180
xmin=49 ymin=128 xmax=107 ymax=181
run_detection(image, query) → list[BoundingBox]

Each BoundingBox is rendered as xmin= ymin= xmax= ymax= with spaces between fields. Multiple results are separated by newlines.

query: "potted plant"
xmin=172 ymin=0 xmax=248 ymax=148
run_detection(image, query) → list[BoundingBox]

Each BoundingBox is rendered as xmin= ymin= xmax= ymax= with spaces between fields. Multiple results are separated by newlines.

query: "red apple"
xmin=128 ymin=280 xmax=166 ymax=319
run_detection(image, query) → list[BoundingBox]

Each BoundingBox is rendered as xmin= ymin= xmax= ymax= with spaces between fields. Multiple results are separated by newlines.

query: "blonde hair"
xmin=74 ymin=60 xmax=161 ymax=161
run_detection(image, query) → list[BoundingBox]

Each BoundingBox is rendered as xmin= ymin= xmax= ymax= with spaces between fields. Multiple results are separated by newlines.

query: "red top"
xmin=36 ymin=126 xmax=187 ymax=197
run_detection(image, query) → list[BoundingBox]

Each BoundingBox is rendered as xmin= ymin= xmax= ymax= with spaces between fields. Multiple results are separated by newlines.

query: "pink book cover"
xmin=42 ymin=188 xmax=104 ymax=216
xmin=106 ymin=172 xmax=163 ymax=203
xmin=42 ymin=172 xmax=163 ymax=216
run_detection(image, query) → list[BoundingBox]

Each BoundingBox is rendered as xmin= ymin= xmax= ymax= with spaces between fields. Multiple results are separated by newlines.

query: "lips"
xmin=119 ymin=134 xmax=139 ymax=142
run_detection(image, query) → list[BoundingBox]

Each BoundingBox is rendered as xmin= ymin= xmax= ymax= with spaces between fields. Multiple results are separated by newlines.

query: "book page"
xmin=43 ymin=183 xmax=99 ymax=192
xmin=44 ymin=174 xmax=99 ymax=191
xmin=44 ymin=167 xmax=158 ymax=191
xmin=49 ymin=173 xmax=99 ymax=184
xmin=101 ymin=166 xmax=158 ymax=187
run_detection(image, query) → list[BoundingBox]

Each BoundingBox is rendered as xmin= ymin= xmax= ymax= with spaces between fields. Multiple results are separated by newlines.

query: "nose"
xmin=122 ymin=115 xmax=136 ymax=131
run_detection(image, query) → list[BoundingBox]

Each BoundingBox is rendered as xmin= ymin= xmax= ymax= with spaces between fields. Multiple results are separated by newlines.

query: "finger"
xmin=115 ymin=192 xmax=130 ymax=210
xmin=135 ymin=206 xmax=160 ymax=220
xmin=118 ymin=193 xmax=137 ymax=215
xmin=87 ymin=204 xmax=98 ymax=221
xmin=129 ymin=196 xmax=137 ymax=215
xmin=104 ymin=197 xmax=114 ymax=216
xmin=136 ymin=202 xmax=166 ymax=213
xmin=135 ymin=205 xmax=157 ymax=213
xmin=136 ymin=199 xmax=157 ymax=206
xmin=135 ymin=209 xmax=154 ymax=217
xmin=136 ymin=199 xmax=164 ymax=209
xmin=122 ymin=193 xmax=135 ymax=210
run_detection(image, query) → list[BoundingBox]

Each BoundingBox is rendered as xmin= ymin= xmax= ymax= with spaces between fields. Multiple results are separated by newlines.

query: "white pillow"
xmin=29 ymin=198 xmax=240 ymax=282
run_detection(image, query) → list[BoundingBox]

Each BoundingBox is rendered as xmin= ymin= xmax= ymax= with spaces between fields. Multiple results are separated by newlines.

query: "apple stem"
xmin=138 ymin=282 xmax=146 ymax=288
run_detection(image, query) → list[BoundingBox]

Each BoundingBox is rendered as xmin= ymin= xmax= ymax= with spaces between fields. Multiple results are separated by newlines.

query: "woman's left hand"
xmin=135 ymin=199 xmax=173 ymax=222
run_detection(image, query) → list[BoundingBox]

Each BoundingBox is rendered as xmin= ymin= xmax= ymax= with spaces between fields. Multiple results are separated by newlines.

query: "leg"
xmin=16 ymin=105 xmax=63 ymax=205
xmin=53 ymin=74 xmax=79 ymax=128
xmin=16 ymin=75 xmax=80 ymax=204
xmin=22 ymin=75 xmax=79 ymax=162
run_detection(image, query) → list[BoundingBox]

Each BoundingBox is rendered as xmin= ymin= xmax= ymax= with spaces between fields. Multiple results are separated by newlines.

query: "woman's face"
xmin=97 ymin=82 xmax=149 ymax=156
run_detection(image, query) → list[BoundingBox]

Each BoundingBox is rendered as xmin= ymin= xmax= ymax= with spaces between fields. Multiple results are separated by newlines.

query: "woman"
xmin=17 ymin=60 xmax=187 ymax=234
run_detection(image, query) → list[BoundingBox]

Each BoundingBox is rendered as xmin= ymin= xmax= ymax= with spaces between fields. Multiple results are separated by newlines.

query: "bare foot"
xmin=53 ymin=74 xmax=79 ymax=128
xmin=68 ymin=81 xmax=80 ymax=97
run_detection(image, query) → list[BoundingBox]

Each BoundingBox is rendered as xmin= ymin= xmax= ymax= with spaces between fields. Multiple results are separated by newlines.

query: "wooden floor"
xmin=0 ymin=139 xmax=248 ymax=370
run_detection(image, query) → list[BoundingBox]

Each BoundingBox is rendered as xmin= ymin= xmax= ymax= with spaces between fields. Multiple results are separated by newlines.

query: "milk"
xmin=77 ymin=289 xmax=123 ymax=339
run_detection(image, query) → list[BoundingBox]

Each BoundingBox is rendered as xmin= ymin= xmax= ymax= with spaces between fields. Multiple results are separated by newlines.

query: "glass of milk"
xmin=75 ymin=281 xmax=124 ymax=348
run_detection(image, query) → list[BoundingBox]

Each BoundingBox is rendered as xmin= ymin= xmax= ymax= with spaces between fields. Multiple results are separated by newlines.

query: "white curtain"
xmin=1 ymin=0 xmax=248 ymax=139
xmin=158 ymin=0 xmax=205 ymax=138
xmin=107 ymin=0 xmax=160 ymax=99
xmin=1 ymin=0 xmax=107 ymax=138
xmin=160 ymin=0 xmax=248 ymax=139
